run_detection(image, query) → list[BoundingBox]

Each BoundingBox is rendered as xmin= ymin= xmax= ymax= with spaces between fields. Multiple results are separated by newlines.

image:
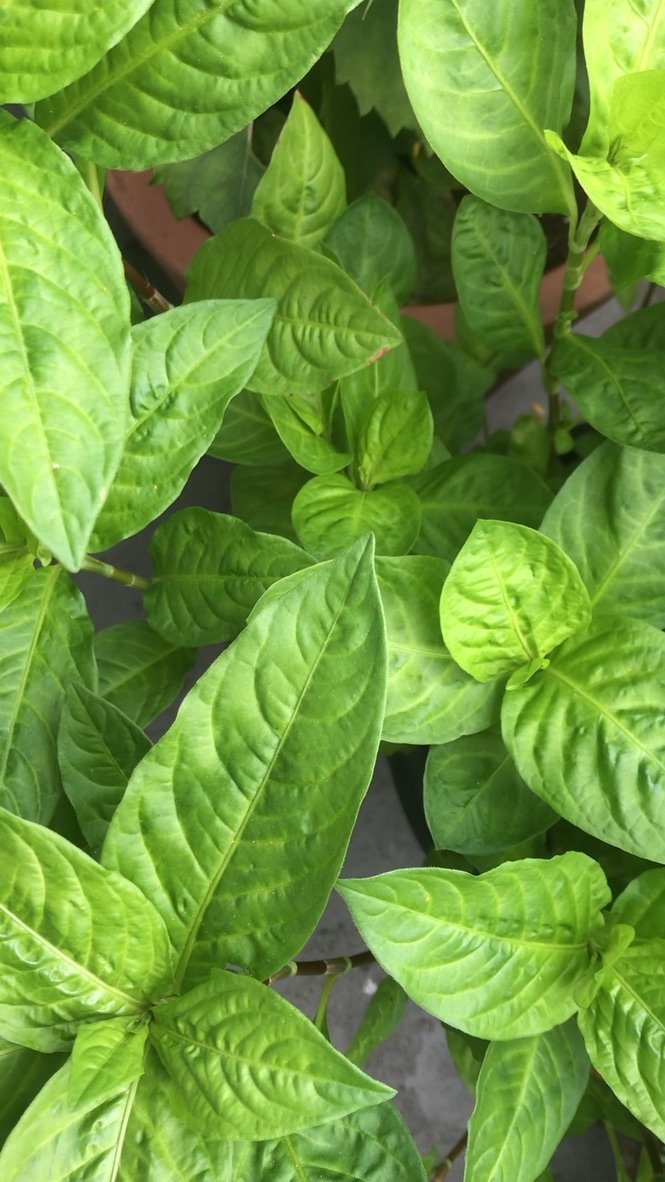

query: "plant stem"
xmin=604 ymin=1122 xmax=631 ymax=1182
xmin=123 ymin=258 xmax=173 ymax=314
xmin=314 ymin=972 xmax=342 ymax=1034
xmin=428 ymin=1131 xmax=468 ymax=1180
xmin=641 ymin=1127 xmax=664 ymax=1174
xmin=265 ymin=949 xmax=375 ymax=986
xmin=80 ymin=555 xmax=151 ymax=591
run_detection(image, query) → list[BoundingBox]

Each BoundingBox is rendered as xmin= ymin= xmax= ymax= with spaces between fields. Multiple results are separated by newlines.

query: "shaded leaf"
xmin=401 ymin=318 xmax=493 ymax=452
xmin=0 ymin=1043 xmax=65 ymax=1147
xmin=208 ymin=388 xmax=289 ymax=466
xmin=345 ymin=979 xmax=408 ymax=1068
xmin=324 ymin=194 xmax=417 ymax=303
xmin=231 ymin=459 xmax=309 ymax=541
xmin=154 ymin=133 xmax=265 ymax=234
xmin=332 ymin=0 xmax=417 ymax=137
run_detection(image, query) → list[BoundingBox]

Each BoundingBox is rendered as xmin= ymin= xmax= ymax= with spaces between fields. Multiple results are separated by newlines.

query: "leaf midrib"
xmin=590 ymin=486 xmax=665 ymax=609
xmin=460 ymin=214 xmax=544 ymax=361
xmin=378 ymin=896 xmax=587 ymax=952
xmin=568 ymin=337 xmax=647 ymax=433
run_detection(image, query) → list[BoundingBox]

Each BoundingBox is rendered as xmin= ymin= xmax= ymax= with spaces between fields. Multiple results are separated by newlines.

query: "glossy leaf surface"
xmin=38 ymin=0 xmax=361 ymax=169
xmin=440 ymin=521 xmax=592 ymax=682
xmin=583 ymin=0 xmax=665 ymax=151
xmin=398 ymin=0 xmax=576 ymax=213
xmin=252 ymin=93 xmax=346 ymax=246
xmin=185 ymin=219 xmax=401 ymax=396
xmin=425 ymin=728 xmax=556 ymax=856
xmin=0 ymin=0 xmax=153 ymax=103
xmin=502 ymin=618 xmax=665 ymax=862
xmin=611 ymin=867 xmax=665 ymax=940
xmin=541 ymin=442 xmax=665 ymax=626
xmin=465 ymin=1020 xmax=589 ymax=1181
xmin=338 ymin=854 xmax=609 ymax=1038
xmin=58 ymin=684 xmax=151 ymax=854
xmin=68 ymin=1018 xmax=149 ymax=1108
xmin=578 ymin=942 xmax=665 ymax=1139
xmin=145 ymin=508 xmax=313 ymax=646
xmin=151 ymin=970 xmax=392 ymax=1140
xmin=94 ymin=620 xmax=195 ymax=730
xmin=91 ymin=299 xmax=276 ymax=550
xmin=0 ymin=567 xmax=95 ymax=824
xmin=357 ymin=390 xmax=433 ymax=486
xmin=552 ymin=332 xmax=665 ymax=453
xmin=293 ymin=474 xmax=422 ymax=558
xmin=452 ymin=197 xmax=546 ymax=367
xmin=414 ymin=456 xmax=552 ymax=564
xmin=262 ymin=393 xmax=352 ymax=476
xmin=0 ymin=114 xmax=129 ymax=568
xmin=376 ymin=556 xmax=501 ymax=745
xmin=0 ymin=809 xmax=173 ymax=1050
xmin=104 ymin=539 xmax=386 ymax=985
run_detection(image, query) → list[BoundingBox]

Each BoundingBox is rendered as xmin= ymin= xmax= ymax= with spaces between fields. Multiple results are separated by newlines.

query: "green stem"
xmin=641 ymin=1127 xmax=663 ymax=1174
xmin=80 ymin=555 xmax=151 ymax=591
xmin=314 ymin=972 xmax=343 ymax=1034
xmin=428 ymin=1131 xmax=468 ymax=1181
xmin=604 ymin=1122 xmax=631 ymax=1182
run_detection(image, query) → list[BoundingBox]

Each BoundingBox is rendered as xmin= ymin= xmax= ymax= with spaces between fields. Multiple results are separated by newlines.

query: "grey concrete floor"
xmin=80 ymin=222 xmax=635 ymax=1175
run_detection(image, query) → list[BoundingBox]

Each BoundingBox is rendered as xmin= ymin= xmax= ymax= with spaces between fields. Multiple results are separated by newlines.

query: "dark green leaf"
xmin=398 ymin=0 xmax=577 ymax=213
xmin=424 ymin=728 xmax=556 ymax=855
xmin=145 ymin=507 xmax=313 ymax=646
xmin=38 ymin=0 xmax=362 ymax=169
xmin=440 ymin=521 xmax=592 ymax=682
xmin=104 ymin=539 xmax=387 ymax=986
xmin=338 ymin=854 xmax=610 ymax=1038
xmin=150 ymin=969 xmax=393 ymax=1140
xmin=345 ymin=978 xmax=408 ymax=1067
xmin=376 ymin=555 xmax=501 ymax=745
xmin=332 ymin=0 xmax=418 ymax=137
xmin=185 ymin=219 xmax=401 ymax=396
xmin=208 ymin=388 xmax=289 ymax=466
xmin=413 ymin=455 xmax=552 ymax=564
xmin=231 ymin=459 xmax=310 ymax=541
xmin=0 ymin=114 xmax=130 ymax=568
xmin=154 ymin=134 xmax=265 ymax=234
xmin=292 ymin=474 xmax=422 ymax=557
xmin=465 ymin=1020 xmax=589 ymax=1182
xmin=452 ymin=197 xmax=546 ymax=367
xmin=0 ymin=1043 xmax=65 ymax=1147
xmin=401 ymin=318 xmax=493 ymax=452
xmin=599 ymin=222 xmax=665 ymax=291
xmin=91 ymin=299 xmax=276 ymax=550
xmin=541 ymin=442 xmax=665 ymax=626
xmin=0 ymin=568 xmax=95 ymax=824
xmin=58 ymin=684 xmax=151 ymax=854
xmin=324 ymin=195 xmax=418 ymax=303
xmin=94 ymin=620 xmax=195 ymax=730
xmin=502 ymin=617 xmax=665 ymax=862
xmin=610 ymin=867 xmax=665 ymax=942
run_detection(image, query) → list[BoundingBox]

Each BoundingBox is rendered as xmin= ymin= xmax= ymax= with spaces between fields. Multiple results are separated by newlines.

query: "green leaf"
xmin=541 ymin=442 xmax=665 ymax=626
xmin=37 ymin=0 xmax=362 ymax=169
xmin=252 ymin=92 xmax=346 ymax=246
xmin=401 ymin=318 xmax=493 ymax=452
xmin=104 ymin=538 xmax=386 ymax=986
xmin=398 ymin=0 xmax=576 ymax=213
xmin=357 ymin=390 xmax=433 ymax=486
xmin=376 ymin=555 xmax=501 ymax=745
xmin=145 ymin=507 xmax=313 ymax=646
xmin=583 ymin=0 xmax=665 ymax=153
xmin=94 ymin=620 xmax=195 ymax=730
xmin=232 ymin=1102 xmax=427 ymax=1181
xmin=603 ymin=303 xmax=665 ymax=351
xmin=332 ymin=0 xmax=418 ymax=137
xmin=451 ymin=197 xmax=546 ymax=367
xmin=0 ymin=807 xmax=174 ymax=1051
xmin=292 ymin=474 xmax=422 ymax=558
xmin=345 ymin=978 xmax=408 ymax=1067
xmin=0 ymin=1043 xmax=65 ymax=1147
xmin=610 ymin=867 xmax=665 ymax=942
xmin=396 ymin=165 xmax=457 ymax=304
xmin=0 ymin=1058 xmax=141 ymax=1181
xmin=440 ymin=521 xmax=592 ymax=683
xmin=262 ymin=393 xmax=353 ymax=475
xmin=185 ymin=218 xmax=401 ymax=396
xmin=424 ymin=728 xmax=556 ymax=856
xmin=337 ymin=853 xmax=610 ymax=1039
xmin=58 ymin=684 xmax=151 ymax=855
xmin=547 ymin=71 xmax=665 ymax=241
xmin=150 ymin=969 xmax=393 ymax=1140
xmin=0 ymin=114 xmax=130 ymax=569
xmin=445 ymin=1027 xmax=488 ymax=1094
xmin=0 ymin=1 xmax=153 ymax=103
xmin=413 ymin=456 xmax=552 ymax=564
xmin=324 ymin=195 xmax=418 ymax=304
xmin=231 ymin=459 xmax=310 ymax=541
xmin=208 ymin=387 xmax=289 ymax=465
xmin=577 ymin=941 xmax=665 ymax=1140
xmin=68 ymin=1017 xmax=149 ymax=1108
xmin=552 ymin=332 xmax=665 ymax=453
xmin=0 ymin=499 xmax=37 ymax=613
xmin=501 ymin=617 xmax=665 ymax=862
xmin=153 ymin=133 xmax=265 ymax=234
xmin=0 ymin=567 xmax=95 ymax=824
xmin=465 ymin=1020 xmax=589 ymax=1182
xmin=90 ymin=299 xmax=276 ymax=550
xmin=599 ymin=221 xmax=665 ymax=290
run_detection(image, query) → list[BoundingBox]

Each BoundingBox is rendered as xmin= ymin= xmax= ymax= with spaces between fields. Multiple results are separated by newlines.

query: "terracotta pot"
xmin=106 ymin=169 xmax=611 ymax=337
